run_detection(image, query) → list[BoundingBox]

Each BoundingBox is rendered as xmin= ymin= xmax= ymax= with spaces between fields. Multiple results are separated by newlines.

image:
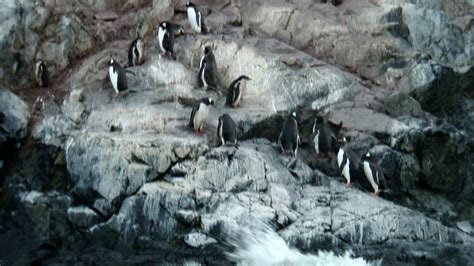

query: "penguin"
xmin=217 ymin=113 xmax=239 ymax=147
xmin=108 ymin=59 xmax=128 ymax=96
xmin=157 ymin=21 xmax=176 ymax=59
xmin=35 ymin=60 xmax=49 ymax=88
xmin=189 ymin=97 xmax=214 ymax=133
xmin=226 ymin=75 xmax=250 ymax=108
xmin=362 ymin=152 xmax=387 ymax=196
xmin=312 ymin=116 xmax=336 ymax=157
xmin=336 ymin=137 xmax=360 ymax=187
xmin=278 ymin=112 xmax=300 ymax=157
xmin=128 ymin=38 xmax=145 ymax=67
xmin=186 ymin=2 xmax=208 ymax=34
xmin=198 ymin=46 xmax=218 ymax=92
xmin=171 ymin=23 xmax=185 ymax=36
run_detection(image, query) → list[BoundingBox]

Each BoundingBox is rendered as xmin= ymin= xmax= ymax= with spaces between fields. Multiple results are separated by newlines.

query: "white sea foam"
xmin=226 ymin=223 xmax=380 ymax=266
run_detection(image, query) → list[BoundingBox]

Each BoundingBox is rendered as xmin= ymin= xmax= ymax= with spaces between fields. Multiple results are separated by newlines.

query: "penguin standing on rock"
xmin=226 ymin=75 xmax=250 ymax=108
xmin=157 ymin=21 xmax=176 ymax=60
xmin=35 ymin=60 xmax=49 ymax=88
xmin=198 ymin=46 xmax=218 ymax=93
xmin=108 ymin=59 xmax=128 ymax=96
xmin=189 ymin=97 xmax=214 ymax=133
xmin=217 ymin=114 xmax=239 ymax=147
xmin=128 ymin=38 xmax=145 ymax=67
xmin=362 ymin=153 xmax=387 ymax=196
xmin=278 ymin=112 xmax=300 ymax=157
xmin=312 ymin=116 xmax=336 ymax=157
xmin=336 ymin=137 xmax=359 ymax=187
xmin=186 ymin=2 xmax=208 ymax=34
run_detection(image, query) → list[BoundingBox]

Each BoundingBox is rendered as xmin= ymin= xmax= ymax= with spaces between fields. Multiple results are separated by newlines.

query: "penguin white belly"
xmin=193 ymin=104 xmax=209 ymax=130
xmin=337 ymin=148 xmax=344 ymax=168
xmin=218 ymin=123 xmax=224 ymax=144
xmin=363 ymin=161 xmax=379 ymax=193
xmin=199 ymin=55 xmax=205 ymax=69
xmin=313 ymin=131 xmax=320 ymax=154
xmin=233 ymin=83 xmax=242 ymax=107
xmin=109 ymin=66 xmax=118 ymax=94
xmin=342 ymin=160 xmax=350 ymax=184
xmin=187 ymin=8 xmax=201 ymax=33
xmin=201 ymin=63 xmax=208 ymax=88
xmin=158 ymin=28 xmax=166 ymax=53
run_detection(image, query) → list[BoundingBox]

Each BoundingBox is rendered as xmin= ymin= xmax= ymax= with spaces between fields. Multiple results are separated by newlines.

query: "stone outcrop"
xmin=0 ymin=0 xmax=473 ymax=265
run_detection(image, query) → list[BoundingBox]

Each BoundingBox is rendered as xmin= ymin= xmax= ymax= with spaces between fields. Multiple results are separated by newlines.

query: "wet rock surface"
xmin=0 ymin=0 xmax=473 ymax=265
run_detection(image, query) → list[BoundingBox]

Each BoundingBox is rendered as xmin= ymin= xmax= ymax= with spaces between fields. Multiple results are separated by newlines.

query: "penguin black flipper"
xmin=189 ymin=105 xmax=198 ymax=128
xmin=163 ymin=30 xmax=175 ymax=55
xmin=36 ymin=60 xmax=50 ymax=88
xmin=217 ymin=114 xmax=238 ymax=146
xmin=128 ymin=38 xmax=138 ymax=67
xmin=225 ymin=79 xmax=239 ymax=106
xmin=41 ymin=64 xmax=50 ymax=87
xmin=203 ymin=54 xmax=218 ymax=90
xmin=278 ymin=112 xmax=299 ymax=157
xmin=117 ymin=66 xmax=128 ymax=92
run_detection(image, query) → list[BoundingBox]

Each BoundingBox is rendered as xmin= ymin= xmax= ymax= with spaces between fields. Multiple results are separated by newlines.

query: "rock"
xmin=385 ymin=92 xmax=423 ymax=117
xmin=184 ymin=232 xmax=217 ymax=248
xmin=175 ymin=210 xmax=201 ymax=226
xmin=93 ymin=11 xmax=119 ymax=21
xmin=456 ymin=221 xmax=472 ymax=235
xmin=224 ymin=176 xmax=253 ymax=193
xmin=0 ymin=88 xmax=30 ymax=156
xmin=398 ymin=63 xmax=473 ymax=114
xmin=18 ymin=190 xmax=72 ymax=239
xmin=380 ymin=7 xmax=410 ymax=41
xmin=67 ymin=206 xmax=103 ymax=229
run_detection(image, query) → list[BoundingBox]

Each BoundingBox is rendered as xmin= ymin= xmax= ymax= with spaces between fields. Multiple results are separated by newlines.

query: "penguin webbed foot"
xmin=344 ymin=182 xmax=353 ymax=188
xmin=370 ymin=191 xmax=380 ymax=197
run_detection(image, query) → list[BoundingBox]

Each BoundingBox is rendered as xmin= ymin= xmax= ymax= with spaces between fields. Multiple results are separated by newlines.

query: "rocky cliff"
xmin=0 ymin=0 xmax=473 ymax=265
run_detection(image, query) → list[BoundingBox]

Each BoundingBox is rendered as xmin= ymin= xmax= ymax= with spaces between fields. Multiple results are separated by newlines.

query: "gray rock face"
xmin=0 ymin=88 xmax=30 ymax=153
xmin=1 ymin=0 xmax=473 ymax=265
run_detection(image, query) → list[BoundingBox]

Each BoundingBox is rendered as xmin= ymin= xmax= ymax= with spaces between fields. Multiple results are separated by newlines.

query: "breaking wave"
xmin=225 ymin=223 xmax=380 ymax=266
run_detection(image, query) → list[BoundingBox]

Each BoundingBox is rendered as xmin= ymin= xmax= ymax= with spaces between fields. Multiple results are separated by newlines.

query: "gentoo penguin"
xmin=278 ymin=112 xmax=300 ymax=157
xmin=336 ymin=137 xmax=359 ymax=187
xmin=217 ymin=113 xmax=239 ymax=147
xmin=128 ymin=38 xmax=145 ymax=67
xmin=312 ymin=116 xmax=335 ymax=157
xmin=186 ymin=2 xmax=208 ymax=34
xmin=189 ymin=97 xmax=214 ymax=133
xmin=362 ymin=153 xmax=387 ymax=196
xmin=198 ymin=46 xmax=218 ymax=92
xmin=226 ymin=75 xmax=250 ymax=108
xmin=108 ymin=59 xmax=128 ymax=95
xmin=171 ymin=23 xmax=185 ymax=36
xmin=35 ymin=60 xmax=49 ymax=88
xmin=157 ymin=21 xmax=176 ymax=59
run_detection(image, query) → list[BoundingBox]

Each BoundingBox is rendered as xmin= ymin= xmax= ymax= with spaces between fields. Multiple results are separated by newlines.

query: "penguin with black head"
xmin=198 ymin=46 xmax=219 ymax=93
xmin=158 ymin=21 xmax=176 ymax=60
xmin=108 ymin=59 xmax=128 ymax=96
xmin=217 ymin=113 xmax=239 ymax=147
xmin=312 ymin=115 xmax=337 ymax=158
xmin=128 ymin=37 xmax=145 ymax=67
xmin=226 ymin=75 xmax=250 ymax=108
xmin=336 ymin=137 xmax=360 ymax=187
xmin=186 ymin=2 xmax=208 ymax=34
xmin=278 ymin=112 xmax=300 ymax=157
xmin=189 ymin=97 xmax=214 ymax=133
xmin=35 ymin=60 xmax=49 ymax=88
xmin=362 ymin=152 xmax=387 ymax=196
